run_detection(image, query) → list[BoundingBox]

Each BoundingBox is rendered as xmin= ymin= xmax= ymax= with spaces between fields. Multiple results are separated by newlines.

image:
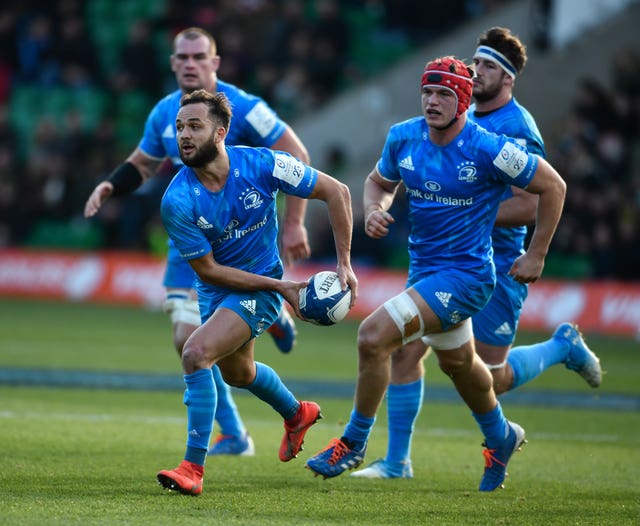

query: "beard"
xmin=179 ymin=132 xmax=219 ymax=168
xmin=473 ymin=81 xmax=502 ymax=103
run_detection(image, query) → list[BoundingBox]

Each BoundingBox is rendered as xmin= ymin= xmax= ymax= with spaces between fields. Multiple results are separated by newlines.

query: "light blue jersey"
xmin=161 ymin=146 xmax=316 ymax=299
xmin=378 ymin=117 xmax=538 ymax=280
xmin=136 ymin=80 xmax=289 ymax=290
xmin=468 ymin=98 xmax=546 ymax=345
xmin=468 ymin=98 xmax=545 ymax=273
xmin=140 ymin=80 xmax=287 ymax=166
xmin=377 ymin=117 xmax=538 ymax=329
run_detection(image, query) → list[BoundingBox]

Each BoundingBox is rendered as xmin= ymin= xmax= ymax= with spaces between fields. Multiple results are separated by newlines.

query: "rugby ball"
xmin=299 ymin=271 xmax=352 ymax=326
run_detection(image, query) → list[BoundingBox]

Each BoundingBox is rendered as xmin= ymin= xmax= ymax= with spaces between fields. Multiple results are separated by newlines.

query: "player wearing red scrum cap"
xmin=351 ymin=28 xmax=601 ymax=486
xmin=306 ymin=54 xmax=567 ymax=491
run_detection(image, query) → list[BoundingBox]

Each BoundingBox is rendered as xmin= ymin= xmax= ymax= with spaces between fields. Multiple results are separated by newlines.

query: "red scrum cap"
xmin=421 ymin=56 xmax=473 ymax=119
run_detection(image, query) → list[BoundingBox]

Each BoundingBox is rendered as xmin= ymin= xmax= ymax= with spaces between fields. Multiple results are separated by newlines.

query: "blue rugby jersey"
xmin=468 ymin=98 xmax=546 ymax=273
xmin=376 ymin=117 xmax=539 ymax=279
xmin=138 ymin=79 xmax=289 ymax=274
xmin=139 ymin=79 xmax=287 ymax=166
xmin=161 ymin=147 xmax=317 ymax=292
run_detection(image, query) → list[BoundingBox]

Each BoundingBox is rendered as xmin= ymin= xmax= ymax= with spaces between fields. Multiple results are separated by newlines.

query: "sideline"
xmin=1 ymin=367 xmax=637 ymax=412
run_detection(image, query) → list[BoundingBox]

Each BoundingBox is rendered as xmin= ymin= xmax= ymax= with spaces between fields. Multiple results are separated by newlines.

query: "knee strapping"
xmin=163 ymin=294 xmax=201 ymax=326
xmin=422 ymin=319 xmax=472 ymax=350
xmin=383 ymin=291 xmax=425 ymax=345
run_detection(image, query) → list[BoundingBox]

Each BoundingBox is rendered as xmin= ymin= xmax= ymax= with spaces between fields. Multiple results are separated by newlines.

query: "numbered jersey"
xmin=376 ymin=117 xmax=539 ymax=276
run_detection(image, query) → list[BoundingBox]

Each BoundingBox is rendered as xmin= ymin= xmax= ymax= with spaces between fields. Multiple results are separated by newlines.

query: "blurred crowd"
xmin=548 ymin=50 xmax=640 ymax=280
xmin=0 ymin=0 xmax=638 ymax=280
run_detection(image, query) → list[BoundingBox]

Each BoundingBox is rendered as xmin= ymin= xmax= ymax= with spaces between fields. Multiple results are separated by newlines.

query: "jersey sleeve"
xmin=229 ymin=91 xmax=287 ymax=147
xmin=490 ymin=137 xmax=539 ymax=189
xmin=138 ymin=102 xmax=169 ymax=160
xmin=267 ymin=149 xmax=317 ymax=197
xmin=375 ymin=127 xmax=402 ymax=182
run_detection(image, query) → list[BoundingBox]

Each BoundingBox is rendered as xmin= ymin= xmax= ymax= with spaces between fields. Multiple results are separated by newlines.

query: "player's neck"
xmin=429 ymin=114 xmax=466 ymax=145
xmin=194 ymin=152 xmax=230 ymax=192
xmin=475 ymin=91 xmax=512 ymax=113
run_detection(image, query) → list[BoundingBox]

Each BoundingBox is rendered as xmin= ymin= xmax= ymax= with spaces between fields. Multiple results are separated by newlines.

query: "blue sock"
xmin=211 ymin=365 xmax=244 ymax=438
xmin=244 ymin=362 xmax=299 ymax=420
xmin=183 ymin=368 xmax=216 ymax=465
xmin=386 ymin=378 xmax=424 ymax=464
xmin=343 ymin=409 xmax=376 ymax=450
xmin=508 ymin=336 xmax=569 ymax=390
xmin=185 ymin=445 xmax=206 ymax=466
xmin=472 ymin=404 xmax=508 ymax=449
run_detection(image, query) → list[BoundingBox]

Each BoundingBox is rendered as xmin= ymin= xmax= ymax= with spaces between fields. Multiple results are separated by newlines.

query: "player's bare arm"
xmin=363 ymin=169 xmax=399 ymax=239
xmin=272 ymin=126 xmax=311 ymax=266
xmin=306 ymin=171 xmax=358 ymax=305
xmin=188 ymin=252 xmax=308 ymax=317
xmin=494 ymin=186 xmax=538 ymax=227
xmin=83 ymin=148 xmax=163 ymax=218
xmin=509 ymin=157 xmax=566 ymax=283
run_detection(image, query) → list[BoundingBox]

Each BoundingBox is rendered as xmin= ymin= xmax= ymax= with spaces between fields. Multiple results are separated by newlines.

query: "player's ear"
xmin=215 ymin=126 xmax=227 ymax=142
xmin=503 ymin=72 xmax=514 ymax=88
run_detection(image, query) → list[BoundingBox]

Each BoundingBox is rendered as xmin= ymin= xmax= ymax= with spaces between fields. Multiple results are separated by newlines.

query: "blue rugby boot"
xmin=555 ymin=323 xmax=602 ymax=388
xmin=350 ymin=458 xmax=413 ymax=479
xmin=267 ymin=307 xmax=297 ymax=354
xmin=306 ymin=438 xmax=367 ymax=479
xmin=207 ymin=432 xmax=255 ymax=456
xmin=479 ymin=421 xmax=526 ymax=491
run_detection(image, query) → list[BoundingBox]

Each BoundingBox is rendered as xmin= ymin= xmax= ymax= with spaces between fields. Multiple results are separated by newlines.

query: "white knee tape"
xmin=383 ymin=291 xmax=425 ymax=344
xmin=422 ymin=318 xmax=472 ymax=350
xmin=485 ymin=360 xmax=507 ymax=370
xmin=163 ymin=297 xmax=201 ymax=326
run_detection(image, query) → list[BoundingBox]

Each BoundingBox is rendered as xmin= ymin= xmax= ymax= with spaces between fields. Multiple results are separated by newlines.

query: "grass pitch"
xmin=1 ymin=298 xmax=639 ymax=525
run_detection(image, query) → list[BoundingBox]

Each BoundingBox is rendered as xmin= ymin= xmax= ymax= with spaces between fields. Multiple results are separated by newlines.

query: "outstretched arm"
xmin=307 ymin=170 xmax=358 ymax=305
xmin=84 ymin=148 xmax=163 ymax=218
xmin=271 ymin=126 xmax=311 ymax=266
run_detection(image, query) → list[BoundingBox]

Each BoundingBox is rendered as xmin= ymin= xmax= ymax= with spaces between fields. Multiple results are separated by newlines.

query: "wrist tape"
xmin=107 ymin=162 xmax=143 ymax=196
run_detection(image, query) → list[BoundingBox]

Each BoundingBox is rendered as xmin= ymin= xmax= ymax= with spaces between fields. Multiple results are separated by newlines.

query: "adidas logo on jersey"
xmin=162 ymin=124 xmax=175 ymax=139
xmin=399 ymin=155 xmax=414 ymax=171
xmin=197 ymin=216 xmax=213 ymax=229
xmin=435 ymin=291 xmax=451 ymax=308
xmin=240 ymin=299 xmax=256 ymax=315
xmin=494 ymin=322 xmax=513 ymax=336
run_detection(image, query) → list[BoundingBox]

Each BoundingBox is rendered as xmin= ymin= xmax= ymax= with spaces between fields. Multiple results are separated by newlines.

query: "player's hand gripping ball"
xmin=298 ymin=271 xmax=352 ymax=326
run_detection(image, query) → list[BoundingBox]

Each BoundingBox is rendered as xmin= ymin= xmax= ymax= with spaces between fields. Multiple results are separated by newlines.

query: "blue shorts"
xmin=163 ymin=243 xmax=197 ymax=290
xmin=409 ymin=267 xmax=495 ymax=331
xmin=196 ymin=284 xmax=282 ymax=340
xmin=472 ymin=272 xmax=528 ymax=346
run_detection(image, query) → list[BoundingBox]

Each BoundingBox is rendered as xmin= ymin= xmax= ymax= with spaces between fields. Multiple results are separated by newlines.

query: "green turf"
xmin=0 ymin=298 xmax=637 ymax=393
xmin=1 ymin=298 xmax=639 ymax=525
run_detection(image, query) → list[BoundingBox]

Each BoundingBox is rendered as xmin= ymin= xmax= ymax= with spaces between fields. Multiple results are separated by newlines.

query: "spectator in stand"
xmin=15 ymin=12 xmax=58 ymax=85
xmin=53 ymin=15 xmax=100 ymax=89
xmin=113 ymin=20 xmax=161 ymax=99
xmin=0 ymin=7 xmax=18 ymax=102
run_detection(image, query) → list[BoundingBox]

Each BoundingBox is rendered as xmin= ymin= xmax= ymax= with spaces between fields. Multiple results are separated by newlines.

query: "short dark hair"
xmin=173 ymin=27 xmax=217 ymax=55
xmin=477 ymin=27 xmax=527 ymax=74
xmin=180 ymin=89 xmax=232 ymax=131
